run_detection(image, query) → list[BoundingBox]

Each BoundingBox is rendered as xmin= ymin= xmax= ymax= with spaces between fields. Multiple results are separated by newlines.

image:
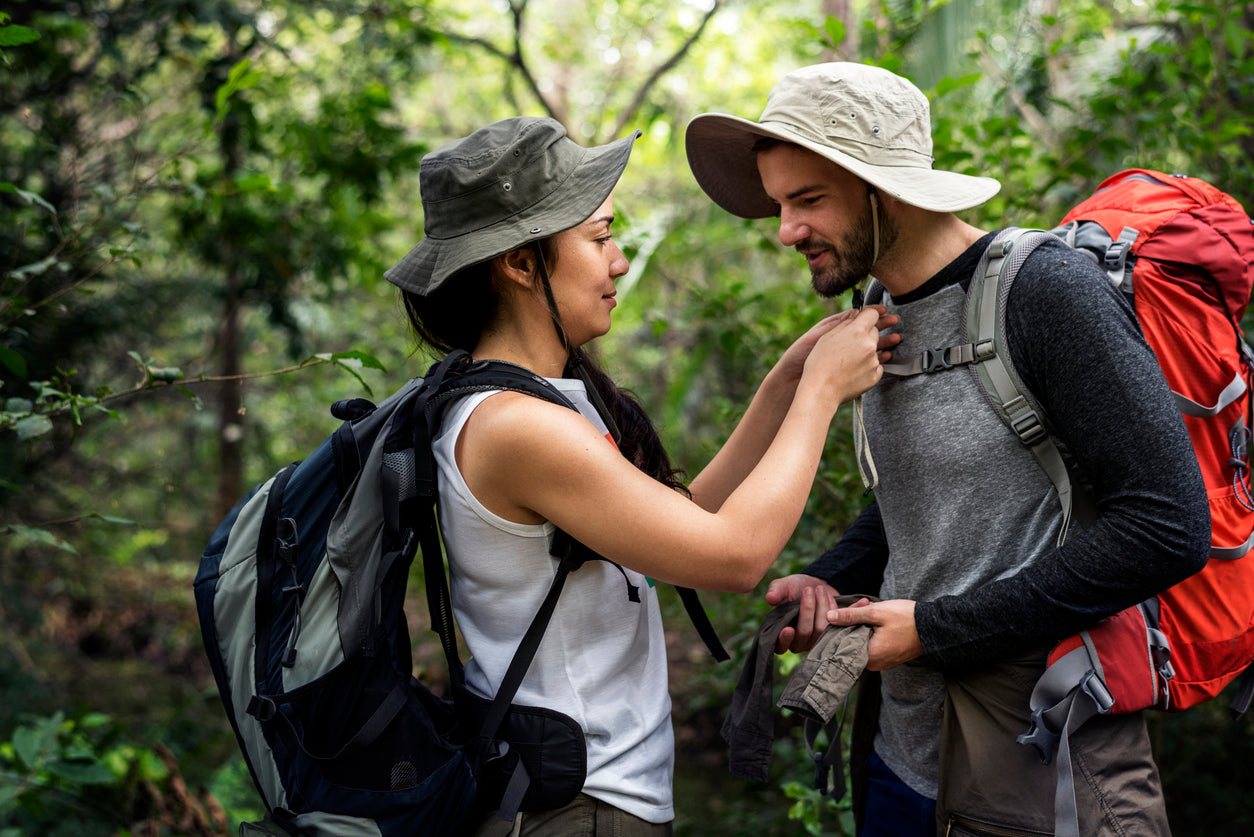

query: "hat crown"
xmin=761 ymin=63 xmax=933 ymax=168
xmin=420 ymin=117 xmax=580 ymax=239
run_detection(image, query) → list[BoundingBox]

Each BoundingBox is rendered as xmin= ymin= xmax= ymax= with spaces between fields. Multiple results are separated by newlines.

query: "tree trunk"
xmin=213 ymin=267 xmax=244 ymax=521
xmin=212 ymin=45 xmax=246 ymax=522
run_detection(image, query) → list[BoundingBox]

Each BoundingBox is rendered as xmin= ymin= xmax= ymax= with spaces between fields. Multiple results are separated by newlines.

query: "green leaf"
xmin=102 ymin=747 xmax=133 ymax=779
xmin=215 ymin=58 xmax=263 ymax=119
xmin=329 ymin=349 xmax=386 ymax=372
xmin=1 ymin=524 xmax=77 ymax=554
xmin=314 ymin=353 xmax=371 ymax=393
xmin=234 ymin=173 xmax=273 ymax=192
xmin=177 ymin=385 xmax=204 ymax=410
xmin=137 ymin=748 xmax=169 ymax=782
xmin=0 ymin=346 xmax=26 ymax=378
xmin=14 ymin=414 xmax=53 ymax=441
xmin=48 ymin=759 xmax=115 ymax=785
xmin=146 ymin=366 xmax=182 ymax=382
xmin=12 ymin=726 xmax=41 ymax=769
xmin=0 ymin=24 xmax=39 ymax=47
xmin=85 ymin=513 xmax=136 ymax=526
xmin=0 ymin=182 xmax=56 ymax=216
xmin=823 ymin=16 xmax=846 ymax=47
xmin=936 ymin=73 xmax=982 ymax=98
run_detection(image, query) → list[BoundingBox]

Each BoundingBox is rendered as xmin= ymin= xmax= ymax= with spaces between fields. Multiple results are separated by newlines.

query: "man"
xmin=685 ymin=62 xmax=1210 ymax=836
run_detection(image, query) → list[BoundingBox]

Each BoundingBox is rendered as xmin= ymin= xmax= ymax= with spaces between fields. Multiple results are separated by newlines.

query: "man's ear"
xmin=495 ymin=246 xmax=538 ymax=290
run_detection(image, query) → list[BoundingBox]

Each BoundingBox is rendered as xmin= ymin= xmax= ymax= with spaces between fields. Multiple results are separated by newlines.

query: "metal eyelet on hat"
xmin=503 ymin=181 xmax=512 ymax=191
xmin=530 ymin=227 xmax=541 ymax=234
xmin=871 ymin=126 xmax=881 ymax=135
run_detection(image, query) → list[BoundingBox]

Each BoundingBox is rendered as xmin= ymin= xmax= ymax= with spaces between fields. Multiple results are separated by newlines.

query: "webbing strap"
xmin=880 ymin=341 xmax=992 ymax=378
xmin=481 ymin=555 xmax=577 ymax=740
xmin=802 ymin=714 xmax=847 ymax=800
xmin=482 ymin=556 xmax=577 ymax=823
xmin=246 ymin=680 xmax=408 ymax=762
xmin=676 ymin=586 xmax=730 ymax=661
xmin=1016 ymin=644 xmax=1114 ymax=837
xmin=967 ymin=229 xmax=1076 ymax=547
xmin=255 ymin=465 xmax=297 ymax=695
xmin=1211 ymin=527 xmax=1254 ymax=560
xmin=1230 ymin=663 xmax=1254 ymax=719
xmin=1174 ymin=372 xmax=1247 ymax=418
xmin=1102 ymin=226 xmax=1141 ymax=288
xmin=496 ymin=758 xmax=532 ymax=827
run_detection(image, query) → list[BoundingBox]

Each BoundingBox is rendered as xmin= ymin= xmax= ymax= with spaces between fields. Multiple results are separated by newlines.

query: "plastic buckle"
xmin=246 ymin=695 xmax=277 ymax=722
xmin=813 ymin=750 xmax=829 ymax=795
xmin=1016 ymin=709 xmax=1061 ymax=765
xmin=922 ymin=348 xmax=953 ymax=373
xmin=1009 ymin=408 xmax=1047 ymax=447
xmin=1104 ymin=240 xmax=1132 ymax=274
xmin=1080 ymin=670 xmax=1116 ymax=714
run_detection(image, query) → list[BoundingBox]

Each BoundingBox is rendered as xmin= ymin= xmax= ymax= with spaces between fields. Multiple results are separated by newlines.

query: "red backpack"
xmin=961 ymin=170 xmax=1254 ymax=837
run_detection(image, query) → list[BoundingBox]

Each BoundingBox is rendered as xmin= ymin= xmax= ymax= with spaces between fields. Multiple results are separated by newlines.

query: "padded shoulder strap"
xmin=966 ymin=228 xmax=1077 ymax=547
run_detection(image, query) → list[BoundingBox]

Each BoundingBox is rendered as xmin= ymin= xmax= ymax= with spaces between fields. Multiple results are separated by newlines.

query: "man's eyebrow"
xmin=783 ymin=184 xmax=825 ymax=201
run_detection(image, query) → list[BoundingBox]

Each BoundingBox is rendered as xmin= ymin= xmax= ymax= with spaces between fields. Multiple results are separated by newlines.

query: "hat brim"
xmin=685 ymin=113 xmax=1000 ymax=217
xmin=386 ymin=129 xmax=640 ymax=296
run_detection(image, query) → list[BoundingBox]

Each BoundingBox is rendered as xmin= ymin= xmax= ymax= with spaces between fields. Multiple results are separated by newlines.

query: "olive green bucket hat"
xmin=385 ymin=116 xmax=641 ymax=296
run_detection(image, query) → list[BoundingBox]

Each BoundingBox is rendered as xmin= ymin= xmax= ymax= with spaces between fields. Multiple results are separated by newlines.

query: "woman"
xmin=383 ymin=116 xmax=896 ymax=835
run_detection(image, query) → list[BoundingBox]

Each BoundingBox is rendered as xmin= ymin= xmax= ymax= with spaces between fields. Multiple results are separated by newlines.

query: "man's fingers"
xmin=828 ymin=599 xmax=875 ymax=625
xmin=776 ymin=626 xmax=796 ymax=654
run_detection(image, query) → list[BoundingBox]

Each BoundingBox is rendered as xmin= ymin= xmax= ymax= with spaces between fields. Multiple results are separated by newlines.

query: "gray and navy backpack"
xmin=194 ymin=350 xmax=725 ymax=836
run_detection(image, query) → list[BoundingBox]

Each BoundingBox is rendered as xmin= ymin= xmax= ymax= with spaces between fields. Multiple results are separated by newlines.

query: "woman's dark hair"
xmin=401 ymin=238 xmax=688 ymax=494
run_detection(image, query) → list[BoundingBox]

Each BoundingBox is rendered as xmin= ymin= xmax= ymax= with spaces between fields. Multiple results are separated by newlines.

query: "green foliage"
xmin=3 ymin=0 xmax=1254 ymax=834
xmin=1 ymin=711 xmax=179 ymax=836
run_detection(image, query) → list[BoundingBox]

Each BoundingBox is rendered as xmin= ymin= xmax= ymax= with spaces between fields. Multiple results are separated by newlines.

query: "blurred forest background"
xmin=3 ymin=0 xmax=1254 ymax=834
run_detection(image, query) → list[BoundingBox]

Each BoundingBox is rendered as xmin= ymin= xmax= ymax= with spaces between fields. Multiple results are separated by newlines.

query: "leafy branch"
xmin=0 ymin=349 xmax=386 ymax=440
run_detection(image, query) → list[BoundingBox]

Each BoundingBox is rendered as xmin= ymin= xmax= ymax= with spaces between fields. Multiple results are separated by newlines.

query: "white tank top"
xmin=431 ymin=376 xmax=674 ymax=823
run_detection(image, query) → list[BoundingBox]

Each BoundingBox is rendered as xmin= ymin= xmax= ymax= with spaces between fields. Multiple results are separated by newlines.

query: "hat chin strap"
xmin=851 ymin=188 xmax=881 ymax=495
xmin=532 ymin=243 xmax=573 ymax=357
xmin=852 ymin=189 xmax=880 ymax=310
xmin=532 ymin=244 xmax=623 ymax=444
xmin=869 ymin=189 xmax=880 ymax=266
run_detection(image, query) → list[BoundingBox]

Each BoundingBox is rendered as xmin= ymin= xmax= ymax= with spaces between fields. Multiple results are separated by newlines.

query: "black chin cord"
xmin=532 ymin=244 xmax=622 ymax=445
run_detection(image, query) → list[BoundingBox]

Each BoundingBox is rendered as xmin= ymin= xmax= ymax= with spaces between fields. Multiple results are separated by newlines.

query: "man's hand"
xmin=828 ymin=598 xmax=922 ymax=670
xmin=764 ymin=574 xmax=839 ymax=654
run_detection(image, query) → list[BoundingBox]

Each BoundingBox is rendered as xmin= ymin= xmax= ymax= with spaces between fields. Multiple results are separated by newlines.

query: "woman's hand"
xmin=800 ymin=306 xmax=892 ymax=408
xmin=775 ymin=306 xmax=901 ymax=389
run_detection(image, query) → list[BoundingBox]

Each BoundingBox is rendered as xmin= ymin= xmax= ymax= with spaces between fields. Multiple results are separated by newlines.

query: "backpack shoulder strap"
xmin=966 ymin=227 xmax=1078 ymax=547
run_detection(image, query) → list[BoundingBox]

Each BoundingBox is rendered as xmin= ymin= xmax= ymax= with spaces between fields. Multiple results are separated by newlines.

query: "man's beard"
xmin=803 ymin=201 xmax=893 ymax=299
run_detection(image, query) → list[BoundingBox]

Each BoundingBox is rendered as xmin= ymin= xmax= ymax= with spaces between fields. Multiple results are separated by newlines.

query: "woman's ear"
xmin=495 ymin=246 xmax=538 ymax=290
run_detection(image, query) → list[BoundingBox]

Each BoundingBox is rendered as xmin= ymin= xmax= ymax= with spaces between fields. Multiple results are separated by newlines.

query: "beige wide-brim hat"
xmin=386 ymin=117 xmax=640 ymax=296
xmin=685 ymin=63 xmax=1000 ymax=218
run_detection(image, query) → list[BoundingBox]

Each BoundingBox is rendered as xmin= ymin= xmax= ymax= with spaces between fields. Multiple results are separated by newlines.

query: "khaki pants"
xmin=474 ymin=793 xmax=673 ymax=837
xmin=938 ymin=650 xmax=1170 ymax=836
